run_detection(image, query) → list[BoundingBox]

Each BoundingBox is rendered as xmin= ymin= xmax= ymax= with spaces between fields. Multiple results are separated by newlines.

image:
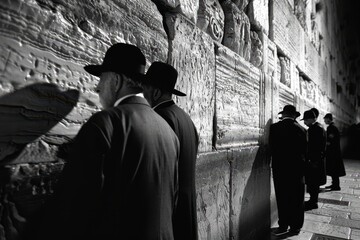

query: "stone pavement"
xmin=272 ymin=159 xmax=360 ymax=240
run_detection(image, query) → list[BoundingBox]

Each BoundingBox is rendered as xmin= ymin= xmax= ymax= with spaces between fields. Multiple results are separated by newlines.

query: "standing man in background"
xmin=324 ymin=113 xmax=346 ymax=191
xmin=143 ymin=61 xmax=199 ymax=240
xmin=28 ymin=43 xmax=180 ymax=240
xmin=269 ymin=105 xmax=307 ymax=236
xmin=302 ymin=110 xmax=327 ymax=211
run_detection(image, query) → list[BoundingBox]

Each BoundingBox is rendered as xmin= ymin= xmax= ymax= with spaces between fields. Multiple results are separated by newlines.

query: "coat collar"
xmin=116 ymin=95 xmax=150 ymax=106
xmin=153 ymin=99 xmax=175 ymax=110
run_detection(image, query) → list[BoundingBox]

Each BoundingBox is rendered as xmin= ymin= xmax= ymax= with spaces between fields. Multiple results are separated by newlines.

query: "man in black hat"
xmin=269 ymin=105 xmax=307 ymax=236
xmin=323 ymin=113 xmax=346 ymax=191
xmin=143 ymin=61 xmax=199 ymax=240
xmin=311 ymin=107 xmax=320 ymax=120
xmin=30 ymin=43 xmax=180 ymax=240
xmin=302 ymin=110 xmax=326 ymax=211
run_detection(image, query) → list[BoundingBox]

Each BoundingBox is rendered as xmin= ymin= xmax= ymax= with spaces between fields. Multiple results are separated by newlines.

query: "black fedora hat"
xmin=323 ymin=113 xmax=333 ymax=121
xmin=278 ymin=105 xmax=300 ymax=118
xmin=310 ymin=107 xmax=319 ymax=118
xmin=84 ymin=43 xmax=146 ymax=82
xmin=144 ymin=61 xmax=186 ymax=96
xmin=300 ymin=110 xmax=316 ymax=120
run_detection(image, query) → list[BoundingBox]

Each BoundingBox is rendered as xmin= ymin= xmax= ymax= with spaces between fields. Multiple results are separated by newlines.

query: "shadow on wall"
xmin=343 ymin=123 xmax=360 ymax=160
xmin=237 ymin=119 xmax=272 ymax=240
xmin=0 ymin=83 xmax=80 ymax=165
xmin=0 ymin=82 xmax=79 ymax=240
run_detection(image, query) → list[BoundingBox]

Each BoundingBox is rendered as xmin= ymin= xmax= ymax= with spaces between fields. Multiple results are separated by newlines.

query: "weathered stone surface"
xmin=196 ymin=151 xmax=230 ymax=240
xmin=302 ymin=38 xmax=328 ymax=87
xmin=230 ymin=146 xmax=271 ymax=240
xmin=311 ymin=20 xmax=321 ymax=52
xmin=302 ymin=221 xmax=350 ymax=239
xmin=262 ymin=36 xmax=279 ymax=120
xmin=330 ymin=217 xmax=360 ymax=229
xmin=248 ymin=0 xmax=269 ymax=34
xmin=215 ymin=46 xmax=261 ymax=149
xmin=166 ymin=13 xmax=215 ymax=152
xmin=197 ymin=0 xmax=224 ymax=42
xmin=294 ymin=0 xmax=308 ymax=32
xmin=221 ymin=0 xmax=251 ymax=61
xmin=0 ymin=0 xmax=168 ymax=77
xmin=250 ymin=31 xmax=263 ymax=68
xmin=299 ymin=77 xmax=316 ymax=102
xmin=278 ymin=56 xmax=291 ymax=88
xmin=231 ymin=0 xmax=248 ymax=11
xmin=291 ymin=61 xmax=300 ymax=94
xmin=0 ymin=161 xmax=64 ymax=237
xmin=0 ymin=0 xmax=168 ymax=163
xmin=271 ymin=0 xmax=305 ymax=69
xmin=0 ymin=82 xmax=81 ymax=163
xmin=278 ymin=84 xmax=295 ymax=111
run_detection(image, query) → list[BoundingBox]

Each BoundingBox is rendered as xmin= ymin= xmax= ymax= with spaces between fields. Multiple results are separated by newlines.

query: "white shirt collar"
xmin=114 ymin=93 xmax=144 ymax=107
xmin=153 ymin=99 xmax=173 ymax=110
xmin=281 ymin=117 xmax=294 ymax=120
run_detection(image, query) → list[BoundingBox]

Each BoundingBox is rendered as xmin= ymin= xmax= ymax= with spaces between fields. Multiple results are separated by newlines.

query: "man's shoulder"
xmin=157 ymin=103 xmax=191 ymax=121
xmin=271 ymin=119 xmax=305 ymax=132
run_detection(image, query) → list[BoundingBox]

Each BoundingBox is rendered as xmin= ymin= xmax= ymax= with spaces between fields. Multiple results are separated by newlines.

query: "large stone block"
xmin=0 ymin=0 xmax=168 ymax=76
xmin=250 ymin=31 xmax=263 ymax=68
xmin=166 ymin=13 xmax=215 ymax=152
xmin=231 ymin=0 xmax=249 ymax=11
xmin=291 ymin=60 xmax=300 ymax=94
xmin=230 ymin=146 xmax=271 ymax=240
xmin=196 ymin=151 xmax=230 ymax=240
xmin=152 ymin=0 xmax=199 ymax=23
xmin=221 ymin=0 xmax=251 ymax=61
xmin=197 ymin=0 xmax=225 ymax=43
xmin=248 ymin=0 xmax=269 ymax=34
xmin=278 ymin=84 xmax=295 ymax=111
xmin=0 ymin=0 xmax=168 ymax=162
xmin=299 ymin=77 xmax=316 ymax=103
xmin=0 ymin=161 xmax=64 ymax=237
xmin=278 ymin=56 xmax=291 ymax=88
xmin=294 ymin=0 xmax=308 ymax=32
xmin=215 ymin=46 xmax=261 ymax=149
xmin=263 ymin=36 xmax=279 ymax=121
xmin=271 ymin=0 xmax=305 ymax=69
xmin=0 ymin=80 xmax=81 ymax=163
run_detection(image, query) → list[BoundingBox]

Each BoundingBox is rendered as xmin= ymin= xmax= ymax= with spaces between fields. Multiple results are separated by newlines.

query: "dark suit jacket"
xmin=269 ymin=118 xmax=307 ymax=177
xmin=154 ymin=100 xmax=199 ymax=240
xmin=306 ymin=122 xmax=327 ymax=185
xmin=326 ymin=123 xmax=345 ymax=177
xmin=31 ymin=96 xmax=180 ymax=240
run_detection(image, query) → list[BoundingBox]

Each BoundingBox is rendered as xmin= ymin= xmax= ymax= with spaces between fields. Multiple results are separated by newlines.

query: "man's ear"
xmin=114 ymin=73 xmax=124 ymax=92
xmin=153 ymin=88 xmax=162 ymax=101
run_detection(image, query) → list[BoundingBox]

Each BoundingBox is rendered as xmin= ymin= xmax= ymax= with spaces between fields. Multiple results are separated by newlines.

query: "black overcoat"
xmin=154 ymin=100 xmax=199 ymax=240
xmin=305 ymin=122 xmax=327 ymax=186
xmin=31 ymin=96 xmax=180 ymax=240
xmin=325 ymin=123 xmax=346 ymax=177
xmin=269 ymin=118 xmax=307 ymax=229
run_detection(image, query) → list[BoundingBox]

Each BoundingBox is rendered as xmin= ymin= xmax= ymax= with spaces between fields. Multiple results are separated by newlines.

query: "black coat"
xmin=305 ymin=122 xmax=327 ymax=186
xmin=325 ymin=123 xmax=346 ymax=177
xmin=30 ymin=96 xmax=180 ymax=240
xmin=269 ymin=118 xmax=307 ymax=229
xmin=269 ymin=118 xmax=307 ymax=176
xmin=154 ymin=100 xmax=199 ymax=240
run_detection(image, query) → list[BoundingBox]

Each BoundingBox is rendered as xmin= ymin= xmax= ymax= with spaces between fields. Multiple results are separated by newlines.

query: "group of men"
xmin=26 ymin=43 xmax=199 ymax=239
xmin=269 ymin=105 xmax=346 ymax=237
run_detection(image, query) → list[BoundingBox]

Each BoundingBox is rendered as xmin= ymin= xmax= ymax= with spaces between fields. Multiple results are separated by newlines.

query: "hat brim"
xmin=84 ymin=65 xmax=104 ymax=77
xmin=84 ymin=65 xmax=145 ymax=82
xmin=172 ymin=89 xmax=186 ymax=97
xmin=278 ymin=111 xmax=300 ymax=118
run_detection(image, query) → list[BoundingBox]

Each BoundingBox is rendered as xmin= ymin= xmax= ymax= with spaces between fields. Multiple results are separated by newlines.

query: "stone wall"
xmin=0 ymin=0 xmax=359 ymax=239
